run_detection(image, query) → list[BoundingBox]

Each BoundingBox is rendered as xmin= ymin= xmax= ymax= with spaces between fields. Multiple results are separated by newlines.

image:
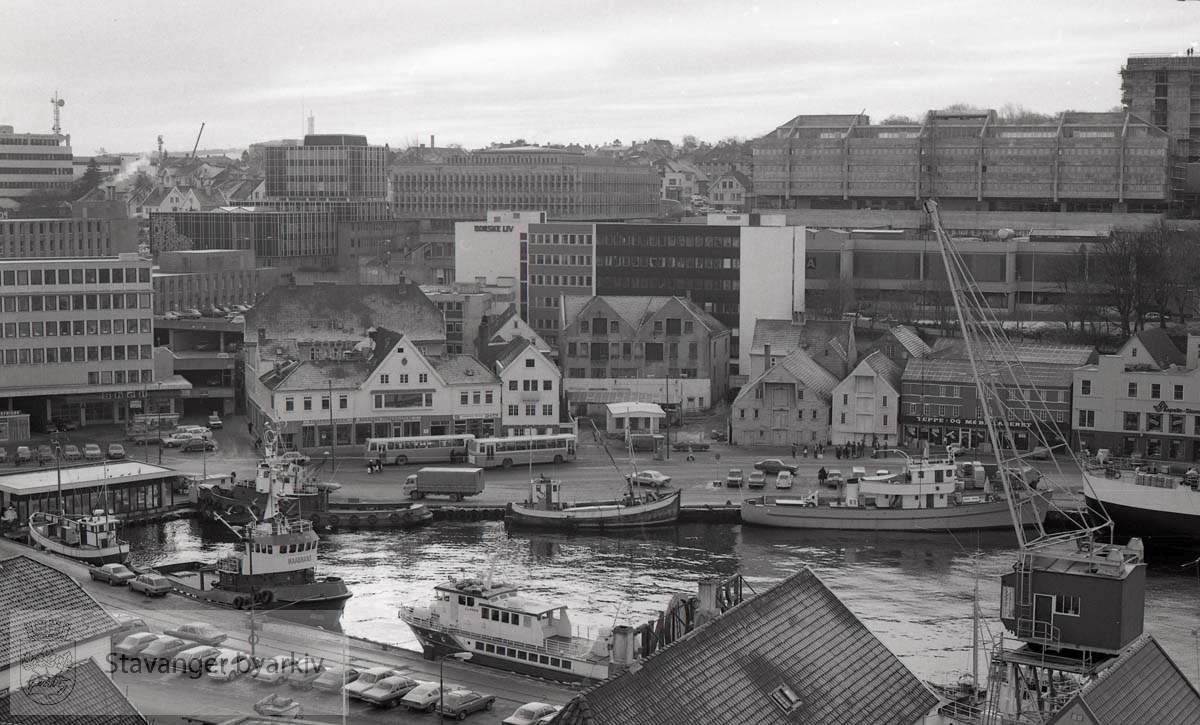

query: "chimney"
xmin=696 ymin=578 xmax=721 ymax=626
xmin=609 ymin=625 xmax=635 ymax=671
xmin=430 ymin=134 xmax=436 ymax=149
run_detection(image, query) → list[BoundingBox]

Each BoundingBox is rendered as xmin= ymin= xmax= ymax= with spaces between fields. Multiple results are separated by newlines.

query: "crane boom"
xmin=191 ymin=123 xmax=206 ymax=158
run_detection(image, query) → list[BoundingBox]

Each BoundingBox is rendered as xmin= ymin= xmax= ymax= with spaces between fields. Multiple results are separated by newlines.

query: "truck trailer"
xmin=402 ymin=467 xmax=485 ymax=501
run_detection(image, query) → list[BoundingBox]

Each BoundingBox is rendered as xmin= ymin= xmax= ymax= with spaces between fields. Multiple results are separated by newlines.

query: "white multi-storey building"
xmin=830 ymin=351 xmax=901 ymax=447
xmin=0 ymin=125 xmax=73 ymax=204
xmin=489 ymin=337 xmax=561 ymax=436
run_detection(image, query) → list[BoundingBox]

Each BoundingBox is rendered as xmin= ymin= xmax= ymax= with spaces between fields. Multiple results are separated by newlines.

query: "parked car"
xmin=626 ymin=470 xmax=671 ymax=487
xmin=437 ymin=689 xmax=496 ymax=719
xmin=163 ymin=622 xmax=228 ymax=647
xmin=107 ymin=443 xmax=126 ymax=460
xmin=725 ymin=468 xmax=744 ymax=487
xmin=400 ymin=681 xmax=445 ymax=712
xmin=206 ymin=648 xmax=255 ymax=682
xmin=747 ymin=471 xmax=767 ymax=489
xmin=174 ymin=425 xmax=213 ymax=440
xmin=775 ymin=471 xmax=794 ymax=489
xmin=709 ymin=429 xmax=728 ymax=442
xmin=128 ymin=573 xmax=172 ymax=597
xmin=360 ymin=674 xmax=421 ymax=707
xmin=503 ymin=702 xmax=560 ymax=725
xmin=61 ymin=444 xmax=81 ymax=461
xmin=1144 ymin=311 xmax=1172 ymax=322
xmin=180 ymin=308 xmax=202 ymax=320
xmin=15 ymin=446 xmax=31 ymax=464
xmin=163 ymin=311 xmax=180 ymax=320
xmin=113 ymin=632 xmax=159 ymax=659
xmin=90 ymin=563 xmax=136 ymax=586
xmin=311 ymin=665 xmax=359 ymax=693
xmin=181 ymin=438 xmax=218 ymax=453
xmin=254 ymin=693 xmax=303 ymax=719
xmin=171 ymin=645 xmax=222 ymax=677
xmin=55 ymin=418 xmax=78 ymax=431
xmin=207 ymin=413 xmax=223 ymax=429
xmin=344 ymin=666 xmax=402 ymax=700
xmin=285 ymin=657 xmax=326 ymax=690
xmin=139 ymin=636 xmax=189 ymax=664
xmin=83 ymin=444 xmax=103 ymax=460
xmin=109 ymin=614 xmax=150 ymax=646
xmin=672 ymin=440 xmax=710 ymax=452
xmin=253 ymin=655 xmax=297 ymax=685
xmin=37 ymin=445 xmax=55 ymax=463
xmin=42 ymin=422 xmax=58 ymax=435
xmin=162 ymin=433 xmax=196 ymax=448
xmin=754 ymin=459 xmax=798 ymax=475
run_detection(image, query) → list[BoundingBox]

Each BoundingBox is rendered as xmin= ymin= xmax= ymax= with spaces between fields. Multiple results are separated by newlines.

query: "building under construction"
xmin=1121 ymin=52 xmax=1200 ymax=214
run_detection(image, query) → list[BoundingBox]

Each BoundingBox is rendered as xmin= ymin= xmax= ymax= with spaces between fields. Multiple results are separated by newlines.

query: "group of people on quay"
xmin=790 ymin=441 xmax=874 ymax=460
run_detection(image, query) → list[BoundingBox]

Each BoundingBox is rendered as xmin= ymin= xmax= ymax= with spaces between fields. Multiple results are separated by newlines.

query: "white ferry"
xmin=399 ymin=576 xmax=614 ymax=683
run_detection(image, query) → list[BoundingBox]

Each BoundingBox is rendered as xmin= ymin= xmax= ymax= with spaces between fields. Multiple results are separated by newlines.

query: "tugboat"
xmin=162 ymin=426 xmax=351 ymax=628
xmin=505 ymin=475 xmax=681 ymax=531
xmin=399 ymin=575 xmax=616 ymax=683
xmin=27 ymin=442 xmax=129 ymax=564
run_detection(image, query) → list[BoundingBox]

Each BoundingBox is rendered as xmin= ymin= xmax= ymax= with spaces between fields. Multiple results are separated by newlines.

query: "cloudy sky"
xmin=2 ymin=0 xmax=1195 ymax=154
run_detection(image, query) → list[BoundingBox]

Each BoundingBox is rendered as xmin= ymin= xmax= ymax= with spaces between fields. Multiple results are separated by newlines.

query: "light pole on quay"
xmin=439 ymin=652 xmax=472 ymax=716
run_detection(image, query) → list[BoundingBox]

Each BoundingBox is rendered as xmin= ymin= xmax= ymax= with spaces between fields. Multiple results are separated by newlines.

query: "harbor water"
xmin=127 ymin=519 xmax=1200 ymax=687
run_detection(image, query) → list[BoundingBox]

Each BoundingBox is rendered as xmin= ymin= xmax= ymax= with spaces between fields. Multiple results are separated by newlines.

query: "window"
xmin=507 ymin=404 xmax=519 ymax=416
xmin=1175 ymin=384 xmax=1184 ymax=401
xmin=1151 ymin=383 xmax=1161 ymax=399
xmin=380 ymin=374 xmax=390 ymax=384
xmin=1124 ymin=412 xmax=1140 ymax=431
xmin=473 ymin=391 xmax=481 ymax=404
xmin=525 ymin=404 xmax=537 ymax=416
xmin=1170 ymin=414 xmax=1184 ymax=434
xmin=485 ymin=391 xmax=493 ymax=404
xmin=842 ymin=394 xmax=848 ymax=405
xmin=399 ymin=374 xmax=409 ymax=384
xmin=770 ymin=684 xmax=803 ymax=715
xmin=1080 ymin=380 xmax=1092 ymax=395
xmin=339 ymin=395 xmax=348 ymax=409
xmin=1128 ymin=382 xmax=1137 ymax=398
xmin=525 ymin=358 xmax=535 ymax=367
xmin=303 ymin=397 xmax=312 ymax=411
xmin=542 ymin=404 xmax=553 ymax=416
xmin=460 ymin=392 xmax=469 ymax=405
xmin=610 ymin=320 xmax=619 ymax=333
xmin=321 ymin=396 xmax=330 ymax=410
xmin=1147 ymin=413 xmax=1163 ymax=432
xmin=419 ymin=373 xmax=428 ymax=383
xmin=1054 ymin=595 xmax=1081 ymax=617
xmin=840 ymin=412 xmax=846 ymax=424
xmin=1078 ymin=410 xmax=1095 ymax=428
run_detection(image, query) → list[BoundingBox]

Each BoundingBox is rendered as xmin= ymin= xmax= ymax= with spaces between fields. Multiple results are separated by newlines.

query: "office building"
xmin=753 ymin=110 xmax=1172 ymax=214
xmin=0 ymin=125 xmax=73 ymax=204
xmin=559 ymin=295 xmax=731 ymax=413
xmin=152 ymin=249 xmax=282 ymax=315
xmin=149 ymin=207 xmax=338 ymax=267
xmin=1074 ymin=330 xmax=1200 ymax=460
xmin=393 ymin=146 xmax=659 ymax=220
xmin=0 ymin=216 xmax=138 ymax=257
xmin=1121 ymin=53 xmax=1200 ymax=211
xmin=0 ymin=253 xmax=188 ymax=427
xmin=264 ymin=134 xmax=387 ymax=200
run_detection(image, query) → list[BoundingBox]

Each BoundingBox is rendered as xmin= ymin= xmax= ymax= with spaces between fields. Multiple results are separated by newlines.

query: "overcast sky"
xmin=2 ymin=0 xmax=1196 ymax=155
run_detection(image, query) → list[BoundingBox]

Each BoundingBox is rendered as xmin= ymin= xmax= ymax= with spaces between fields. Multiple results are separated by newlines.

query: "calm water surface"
xmin=127 ymin=520 xmax=1200 ymax=686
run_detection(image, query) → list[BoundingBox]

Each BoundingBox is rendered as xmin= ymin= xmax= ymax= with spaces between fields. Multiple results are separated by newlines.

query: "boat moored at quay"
xmin=741 ymin=452 xmax=1050 ymax=532
xmin=504 ymin=475 xmax=681 ymax=531
xmin=1082 ymin=461 xmax=1200 ymax=547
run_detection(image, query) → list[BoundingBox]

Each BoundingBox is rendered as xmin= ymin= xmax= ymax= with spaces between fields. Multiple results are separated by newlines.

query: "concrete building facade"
xmin=490 ymin=337 xmax=562 ymax=436
xmin=149 ymin=208 xmax=338 ymax=267
xmin=1121 ymin=53 xmax=1200 ymax=212
xmin=152 ymin=249 xmax=282 ymax=314
xmin=264 ymin=134 xmax=387 ymax=200
xmin=0 ymin=216 xmax=138 ymax=258
xmin=0 ymin=125 xmax=73 ymax=204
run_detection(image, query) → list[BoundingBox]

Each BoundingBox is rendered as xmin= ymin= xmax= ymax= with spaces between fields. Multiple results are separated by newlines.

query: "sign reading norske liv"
xmin=473 ymin=225 xmax=514 ymax=232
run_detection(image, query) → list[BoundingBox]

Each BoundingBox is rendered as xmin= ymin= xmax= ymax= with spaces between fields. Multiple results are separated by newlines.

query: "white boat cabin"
xmin=431 ymin=578 xmax=575 ymax=648
xmin=830 ymin=457 xmax=991 ymax=510
xmin=39 ymin=510 xmax=121 ymax=549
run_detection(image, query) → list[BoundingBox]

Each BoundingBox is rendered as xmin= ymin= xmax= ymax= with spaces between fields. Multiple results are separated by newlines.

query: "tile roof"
xmin=248 ymin=283 xmax=445 ymax=347
xmin=0 ymin=555 xmax=119 ymax=671
xmin=1046 ymin=636 xmax=1200 ymax=725
xmin=564 ymin=296 xmax=727 ymax=334
xmin=750 ymin=318 xmax=853 ymax=359
xmin=266 ymin=360 xmax=372 ymax=391
xmin=487 ymin=336 xmax=533 ymax=370
xmin=484 ymin=304 xmax=521 ymax=340
xmin=0 ymin=658 xmax=149 ymax=724
xmin=887 ymin=325 xmax=932 ymax=359
xmin=736 ymin=348 xmax=839 ymax=405
xmin=1132 ymin=328 xmax=1185 ymax=369
xmin=902 ymin=356 xmax=1076 ymax=388
xmin=431 ymin=355 xmax=498 ymax=385
xmin=860 ymin=350 xmax=902 ymax=389
xmin=931 ymin=339 xmax=1094 ymax=366
xmin=553 ymin=568 xmax=938 ymax=725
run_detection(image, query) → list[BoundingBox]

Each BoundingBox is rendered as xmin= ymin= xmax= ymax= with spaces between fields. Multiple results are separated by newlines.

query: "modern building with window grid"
xmin=0 ymin=125 xmax=73 ymax=203
xmin=149 ymin=207 xmax=338 ymax=266
xmin=264 ymin=134 xmax=387 ymax=200
xmin=0 ymin=253 xmax=188 ymax=427
xmin=1121 ymin=53 xmax=1200 ymax=213
xmin=0 ymin=216 xmax=138 ymax=257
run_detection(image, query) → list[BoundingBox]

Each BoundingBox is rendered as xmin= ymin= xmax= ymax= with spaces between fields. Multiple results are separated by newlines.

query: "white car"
xmin=252 ymin=655 xmax=295 ymax=685
xmin=206 ymin=648 xmax=253 ymax=682
xmin=400 ymin=681 xmax=445 ymax=713
xmin=626 ymin=470 xmax=671 ymax=487
xmin=344 ymin=666 xmax=402 ymax=700
xmin=503 ymin=702 xmax=561 ymax=725
xmin=775 ymin=471 xmax=794 ymax=489
xmin=162 ymin=432 xmax=196 ymax=448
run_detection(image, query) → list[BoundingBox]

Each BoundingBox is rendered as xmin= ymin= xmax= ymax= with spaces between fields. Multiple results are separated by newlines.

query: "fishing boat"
xmin=163 ymin=425 xmax=351 ymax=628
xmin=742 ymin=453 xmax=1050 ymax=531
xmin=26 ymin=444 xmax=129 ymax=564
xmin=1081 ymin=463 xmax=1200 ymax=546
xmin=28 ymin=509 xmax=128 ymax=565
xmin=505 ymin=475 xmax=681 ymax=530
xmin=399 ymin=575 xmax=617 ymax=682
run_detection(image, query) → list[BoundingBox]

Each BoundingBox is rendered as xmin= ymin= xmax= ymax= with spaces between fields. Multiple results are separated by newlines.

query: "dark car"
xmin=754 ymin=459 xmax=798 ymax=475
xmin=672 ymin=441 xmax=710 ymax=452
xmin=181 ymin=438 xmax=217 ymax=453
xmin=436 ymin=689 xmax=496 ymax=719
xmin=36 ymin=445 xmax=55 ymax=464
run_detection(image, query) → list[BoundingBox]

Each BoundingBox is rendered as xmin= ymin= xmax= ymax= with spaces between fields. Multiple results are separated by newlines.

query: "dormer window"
xmin=770 ymin=684 xmax=803 ymax=715
xmin=1132 ymin=347 xmax=1137 ymax=358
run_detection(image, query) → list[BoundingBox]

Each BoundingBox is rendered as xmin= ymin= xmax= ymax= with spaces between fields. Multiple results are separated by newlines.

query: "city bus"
xmin=466 ymin=434 xmax=577 ymax=469
xmin=363 ymin=434 xmax=475 ymax=466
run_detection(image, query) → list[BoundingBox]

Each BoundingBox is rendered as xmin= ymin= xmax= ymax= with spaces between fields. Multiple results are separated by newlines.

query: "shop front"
xmin=0 ymin=461 xmax=179 ymax=524
xmin=901 ymin=414 xmax=1066 ymax=453
xmin=292 ymin=415 xmax=500 ymax=451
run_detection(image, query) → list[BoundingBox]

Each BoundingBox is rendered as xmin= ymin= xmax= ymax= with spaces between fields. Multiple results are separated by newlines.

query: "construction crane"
xmin=190 ymin=123 xmax=206 ymax=158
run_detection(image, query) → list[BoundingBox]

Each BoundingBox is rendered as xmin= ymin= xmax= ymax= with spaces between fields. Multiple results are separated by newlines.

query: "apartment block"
xmin=0 ymin=125 xmax=73 ymax=202
xmin=0 ymin=216 xmax=138 ymax=258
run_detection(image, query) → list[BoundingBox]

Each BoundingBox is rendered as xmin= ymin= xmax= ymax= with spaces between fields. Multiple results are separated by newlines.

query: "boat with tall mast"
xmin=920 ymin=199 xmax=1148 ymax=725
xmin=27 ymin=438 xmax=129 ymax=564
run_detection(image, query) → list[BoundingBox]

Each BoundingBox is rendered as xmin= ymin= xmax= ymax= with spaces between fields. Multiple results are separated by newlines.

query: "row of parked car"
xmin=163 ymin=303 xmax=252 ymax=322
xmin=107 ymin=610 xmax=559 ymax=723
xmin=2 ymin=442 xmax=126 ymax=465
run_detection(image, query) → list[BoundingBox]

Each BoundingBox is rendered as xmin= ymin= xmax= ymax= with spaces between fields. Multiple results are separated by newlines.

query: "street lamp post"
xmin=438 ymin=652 xmax=472 ymax=716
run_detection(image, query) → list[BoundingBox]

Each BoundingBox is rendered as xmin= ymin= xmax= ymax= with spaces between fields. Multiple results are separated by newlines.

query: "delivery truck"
xmin=402 ymin=467 xmax=485 ymax=501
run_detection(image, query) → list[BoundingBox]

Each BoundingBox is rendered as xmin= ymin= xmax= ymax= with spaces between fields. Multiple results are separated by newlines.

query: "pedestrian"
xmin=803 ymin=445 xmax=809 ymax=458
xmin=818 ymin=467 xmax=828 ymax=486
xmin=366 ymin=459 xmax=374 ymax=474
xmin=835 ymin=446 xmax=842 ymax=460
xmin=791 ymin=443 xmax=796 ymax=459
xmin=230 ymin=471 xmax=236 ymax=484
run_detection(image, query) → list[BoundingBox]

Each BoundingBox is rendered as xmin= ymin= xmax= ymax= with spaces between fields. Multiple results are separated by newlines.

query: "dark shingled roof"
xmin=553 ymin=568 xmax=938 ymax=725
xmin=0 ymin=555 xmax=119 ymax=672
xmin=484 ymin=336 xmax=534 ymax=371
xmin=248 ymin=283 xmax=445 ymax=347
xmin=484 ymin=304 xmax=521 ymax=341
xmin=0 ymin=658 xmax=149 ymax=724
xmin=1131 ymin=328 xmax=1185 ymax=370
xmin=431 ymin=355 xmax=498 ymax=385
xmin=736 ymin=348 xmax=839 ymax=406
xmin=1045 ymin=636 xmax=1200 ymax=725
xmin=860 ymin=350 xmax=902 ymax=390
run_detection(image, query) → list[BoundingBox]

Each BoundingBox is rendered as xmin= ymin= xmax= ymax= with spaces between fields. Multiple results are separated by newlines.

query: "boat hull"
xmin=504 ymin=490 xmax=681 ymax=531
xmin=1083 ymin=471 xmax=1200 ymax=545
xmin=403 ymin=620 xmax=607 ymax=683
xmin=28 ymin=516 xmax=128 ymax=565
xmin=196 ymin=484 xmax=432 ymax=530
xmin=740 ymin=492 xmax=1049 ymax=532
